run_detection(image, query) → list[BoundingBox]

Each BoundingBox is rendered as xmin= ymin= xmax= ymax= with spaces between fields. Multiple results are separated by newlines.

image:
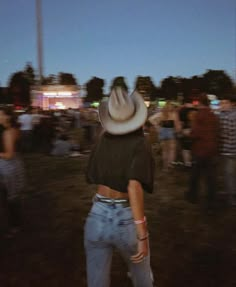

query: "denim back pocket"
xmin=84 ymin=202 xmax=109 ymax=241
xmin=117 ymin=207 xmax=133 ymax=227
xmin=84 ymin=211 xmax=107 ymax=243
xmin=117 ymin=209 xmax=137 ymax=253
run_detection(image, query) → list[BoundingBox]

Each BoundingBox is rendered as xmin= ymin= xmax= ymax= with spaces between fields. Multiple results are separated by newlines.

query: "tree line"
xmin=0 ymin=62 xmax=234 ymax=106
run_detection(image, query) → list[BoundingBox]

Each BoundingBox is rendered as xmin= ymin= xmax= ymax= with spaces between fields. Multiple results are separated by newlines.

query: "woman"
xmin=149 ymin=101 xmax=180 ymax=171
xmin=0 ymin=107 xmax=24 ymax=236
xmin=85 ymin=87 xmax=154 ymax=287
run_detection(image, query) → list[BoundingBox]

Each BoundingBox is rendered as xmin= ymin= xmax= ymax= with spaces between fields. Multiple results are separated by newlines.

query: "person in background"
xmin=38 ymin=111 xmax=56 ymax=154
xmin=51 ymin=134 xmax=72 ymax=156
xmin=218 ymin=95 xmax=236 ymax=207
xmin=178 ymin=99 xmax=197 ymax=167
xmin=149 ymin=101 xmax=181 ymax=171
xmin=0 ymin=107 xmax=25 ymax=237
xmin=31 ymin=108 xmax=43 ymax=152
xmin=185 ymin=93 xmax=219 ymax=209
xmin=74 ymin=108 xmax=81 ymax=129
xmin=18 ymin=107 xmax=34 ymax=152
xmin=85 ymin=87 xmax=154 ymax=287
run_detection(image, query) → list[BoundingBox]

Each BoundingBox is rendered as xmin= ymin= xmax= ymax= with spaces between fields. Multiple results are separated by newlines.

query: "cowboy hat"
xmin=99 ymin=87 xmax=147 ymax=135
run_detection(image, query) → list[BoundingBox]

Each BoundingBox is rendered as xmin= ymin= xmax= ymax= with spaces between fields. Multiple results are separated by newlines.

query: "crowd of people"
xmin=0 ymin=89 xmax=235 ymax=286
xmin=16 ymin=106 xmax=100 ymax=155
xmin=0 ymin=106 xmax=100 ymax=238
xmin=148 ymin=93 xmax=236 ymax=209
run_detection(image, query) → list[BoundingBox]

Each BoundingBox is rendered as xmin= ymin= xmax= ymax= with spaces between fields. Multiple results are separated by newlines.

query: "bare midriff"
xmin=97 ymin=185 xmax=129 ymax=200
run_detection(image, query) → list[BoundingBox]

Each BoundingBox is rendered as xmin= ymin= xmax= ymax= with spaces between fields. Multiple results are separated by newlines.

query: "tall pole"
xmin=235 ymin=7 xmax=236 ymax=85
xmin=36 ymin=0 xmax=43 ymax=85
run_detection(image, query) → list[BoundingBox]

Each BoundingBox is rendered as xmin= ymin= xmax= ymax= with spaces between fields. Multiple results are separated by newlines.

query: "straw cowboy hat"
xmin=99 ymin=87 xmax=147 ymax=135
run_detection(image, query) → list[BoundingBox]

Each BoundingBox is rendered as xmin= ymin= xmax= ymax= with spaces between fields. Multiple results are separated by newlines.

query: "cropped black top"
xmin=86 ymin=129 xmax=154 ymax=193
xmin=160 ymin=120 xmax=175 ymax=128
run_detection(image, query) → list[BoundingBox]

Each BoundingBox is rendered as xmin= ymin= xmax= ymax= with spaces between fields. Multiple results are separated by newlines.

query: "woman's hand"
xmin=130 ymin=238 xmax=149 ymax=264
xmin=128 ymin=180 xmax=149 ymax=263
xmin=182 ymin=128 xmax=191 ymax=136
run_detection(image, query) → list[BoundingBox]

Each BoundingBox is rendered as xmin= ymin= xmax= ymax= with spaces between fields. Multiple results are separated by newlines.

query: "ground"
xmin=0 ymin=152 xmax=235 ymax=287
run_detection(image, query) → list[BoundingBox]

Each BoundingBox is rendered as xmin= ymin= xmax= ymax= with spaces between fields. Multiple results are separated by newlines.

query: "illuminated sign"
xmin=43 ymin=91 xmax=74 ymax=98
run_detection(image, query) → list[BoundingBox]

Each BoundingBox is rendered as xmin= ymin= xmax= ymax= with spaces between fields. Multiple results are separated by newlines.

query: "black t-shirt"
xmin=86 ymin=128 xmax=154 ymax=193
xmin=179 ymin=106 xmax=197 ymax=129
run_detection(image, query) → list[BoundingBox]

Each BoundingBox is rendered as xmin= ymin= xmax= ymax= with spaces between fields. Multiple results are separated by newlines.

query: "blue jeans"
xmin=159 ymin=127 xmax=175 ymax=140
xmin=84 ymin=195 xmax=153 ymax=287
xmin=187 ymin=156 xmax=217 ymax=204
xmin=221 ymin=155 xmax=236 ymax=203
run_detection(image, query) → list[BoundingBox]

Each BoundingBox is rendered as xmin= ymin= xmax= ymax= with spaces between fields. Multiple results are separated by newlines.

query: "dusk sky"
xmin=0 ymin=0 xmax=235 ymax=90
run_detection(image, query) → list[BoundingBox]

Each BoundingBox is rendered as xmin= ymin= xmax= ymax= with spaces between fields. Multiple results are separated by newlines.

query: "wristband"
xmin=134 ymin=216 xmax=146 ymax=225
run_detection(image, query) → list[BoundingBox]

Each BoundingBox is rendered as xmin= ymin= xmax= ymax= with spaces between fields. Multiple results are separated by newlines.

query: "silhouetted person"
xmin=218 ymin=95 xmax=236 ymax=206
xmin=185 ymin=94 xmax=219 ymax=209
xmin=0 ymin=107 xmax=24 ymax=237
xmin=18 ymin=107 xmax=34 ymax=152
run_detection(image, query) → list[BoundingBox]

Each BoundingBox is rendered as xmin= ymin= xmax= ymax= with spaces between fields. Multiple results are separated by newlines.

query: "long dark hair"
xmin=0 ymin=107 xmax=20 ymax=128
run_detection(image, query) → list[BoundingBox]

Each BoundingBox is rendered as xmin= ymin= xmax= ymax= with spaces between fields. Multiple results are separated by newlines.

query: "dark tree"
xmin=8 ymin=71 xmax=31 ymax=106
xmin=190 ymin=76 xmax=204 ymax=91
xmin=0 ymin=87 xmax=9 ymax=104
xmin=85 ymin=77 xmax=105 ymax=102
xmin=149 ymin=86 xmax=162 ymax=101
xmin=110 ymin=76 xmax=128 ymax=92
xmin=24 ymin=62 xmax=36 ymax=85
xmin=180 ymin=78 xmax=192 ymax=102
xmin=134 ymin=76 xmax=157 ymax=100
xmin=42 ymin=74 xmax=58 ymax=85
xmin=160 ymin=76 xmax=181 ymax=100
xmin=202 ymin=70 xmax=234 ymax=98
xmin=58 ymin=73 xmax=78 ymax=85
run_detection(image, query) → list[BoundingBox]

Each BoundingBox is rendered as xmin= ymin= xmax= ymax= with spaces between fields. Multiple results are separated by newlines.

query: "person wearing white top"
xmin=18 ymin=109 xmax=34 ymax=152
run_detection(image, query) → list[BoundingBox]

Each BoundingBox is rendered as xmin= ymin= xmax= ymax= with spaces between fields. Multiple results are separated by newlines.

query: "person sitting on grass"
xmin=51 ymin=134 xmax=72 ymax=156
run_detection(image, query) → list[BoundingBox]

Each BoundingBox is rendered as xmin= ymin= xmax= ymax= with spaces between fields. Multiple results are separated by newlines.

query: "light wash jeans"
xmin=84 ymin=195 xmax=154 ymax=287
xmin=159 ymin=127 xmax=175 ymax=140
xmin=221 ymin=155 xmax=236 ymax=204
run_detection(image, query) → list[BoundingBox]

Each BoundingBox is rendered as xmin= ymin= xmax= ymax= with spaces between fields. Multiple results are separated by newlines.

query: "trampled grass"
xmin=0 ymin=153 xmax=235 ymax=287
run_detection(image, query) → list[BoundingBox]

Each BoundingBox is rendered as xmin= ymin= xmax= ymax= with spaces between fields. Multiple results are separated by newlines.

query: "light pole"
xmin=36 ymin=0 xmax=43 ymax=85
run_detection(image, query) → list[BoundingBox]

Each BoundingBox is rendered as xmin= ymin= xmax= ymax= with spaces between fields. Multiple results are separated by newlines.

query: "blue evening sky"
xmin=0 ymin=0 xmax=235 ymax=90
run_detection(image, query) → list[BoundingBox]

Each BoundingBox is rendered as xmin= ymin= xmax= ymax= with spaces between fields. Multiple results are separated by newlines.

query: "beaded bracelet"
xmin=134 ymin=216 xmax=146 ymax=225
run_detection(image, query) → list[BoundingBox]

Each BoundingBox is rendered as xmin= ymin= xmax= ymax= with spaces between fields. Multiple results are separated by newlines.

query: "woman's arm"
xmin=0 ymin=129 xmax=16 ymax=159
xmin=173 ymin=111 xmax=181 ymax=133
xmin=148 ymin=112 xmax=162 ymax=127
xmin=128 ymin=179 xmax=149 ymax=263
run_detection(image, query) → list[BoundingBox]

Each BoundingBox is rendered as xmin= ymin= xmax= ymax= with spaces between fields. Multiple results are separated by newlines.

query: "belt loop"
xmin=110 ymin=198 xmax=115 ymax=206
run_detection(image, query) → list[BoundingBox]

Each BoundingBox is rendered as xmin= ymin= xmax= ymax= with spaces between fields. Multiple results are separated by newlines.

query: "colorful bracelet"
xmin=134 ymin=216 xmax=146 ymax=225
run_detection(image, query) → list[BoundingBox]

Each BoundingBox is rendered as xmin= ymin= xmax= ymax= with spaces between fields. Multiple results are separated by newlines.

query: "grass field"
xmin=0 ymin=152 xmax=235 ymax=287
